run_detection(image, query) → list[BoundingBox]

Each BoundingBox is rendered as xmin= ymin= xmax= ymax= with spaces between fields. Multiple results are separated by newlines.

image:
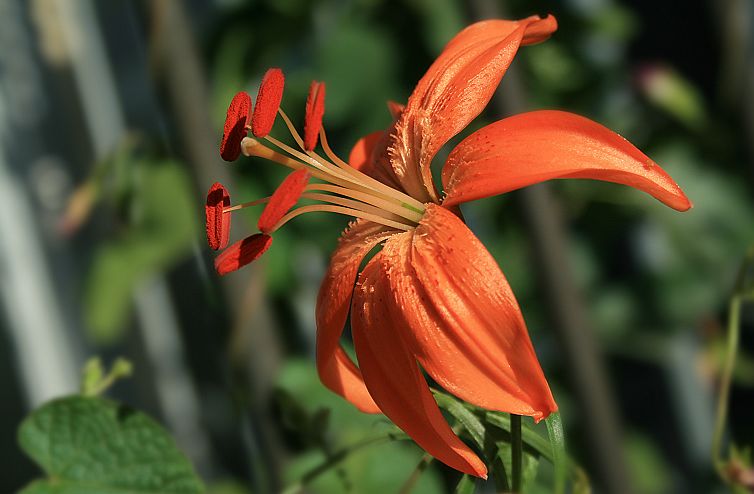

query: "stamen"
xmin=266 ymin=132 xmax=424 ymax=215
xmin=252 ymin=68 xmax=285 ymax=137
xmin=301 ymin=192 xmax=407 ymax=224
xmin=269 ymin=205 xmax=413 ymax=233
xmin=304 ymin=81 xmax=325 ymax=151
xmin=215 ymin=233 xmax=273 ymax=276
xmin=277 ymin=108 xmax=307 ymax=151
xmin=242 ymin=137 xmax=305 ymax=171
xmin=220 ymin=92 xmax=251 ymax=162
xmin=223 ymin=197 xmax=269 ymax=213
xmin=258 ymin=169 xmax=311 ymax=234
xmin=305 ymin=184 xmax=422 ymax=223
xmin=264 ymin=134 xmax=366 ymax=185
xmin=318 ymin=127 xmax=427 ymax=212
xmin=205 ymin=182 xmax=231 ymax=250
xmin=263 ymin=114 xmax=421 ymax=213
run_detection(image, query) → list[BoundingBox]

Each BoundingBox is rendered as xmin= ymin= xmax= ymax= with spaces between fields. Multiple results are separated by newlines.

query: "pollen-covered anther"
xmin=220 ymin=92 xmax=252 ymax=161
xmin=304 ymin=81 xmax=326 ymax=151
xmin=252 ymin=68 xmax=285 ymax=138
xmin=258 ymin=168 xmax=311 ymax=233
xmin=205 ymin=182 xmax=231 ymax=250
xmin=215 ymin=233 xmax=273 ymax=276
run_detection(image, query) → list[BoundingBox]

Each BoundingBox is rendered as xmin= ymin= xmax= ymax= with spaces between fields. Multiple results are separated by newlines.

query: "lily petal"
xmin=442 ymin=110 xmax=692 ymax=210
xmin=315 ymin=220 xmax=396 ymax=414
xmin=380 ymin=204 xmax=557 ymax=420
xmin=390 ymin=15 xmax=557 ymax=202
xmin=348 ymin=131 xmax=404 ymax=190
xmin=352 ymin=251 xmax=488 ymax=477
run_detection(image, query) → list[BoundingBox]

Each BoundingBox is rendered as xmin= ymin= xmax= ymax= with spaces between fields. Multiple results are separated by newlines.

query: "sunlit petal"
xmin=390 ymin=15 xmax=557 ymax=202
xmin=352 ymin=252 xmax=488 ymax=477
xmin=315 ymin=220 xmax=397 ymax=413
xmin=442 ymin=110 xmax=691 ymax=210
xmin=379 ymin=204 xmax=557 ymax=420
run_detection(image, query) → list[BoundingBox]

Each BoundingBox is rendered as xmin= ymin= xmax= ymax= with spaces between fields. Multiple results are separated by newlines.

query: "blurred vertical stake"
xmin=39 ymin=0 xmax=214 ymax=475
xmin=0 ymin=0 xmax=88 ymax=409
xmin=466 ymin=1 xmax=634 ymax=492
xmin=713 ymin=0 xmax=754 ymax=168
xmin=147 ymin=0 xmax=285 ymax=490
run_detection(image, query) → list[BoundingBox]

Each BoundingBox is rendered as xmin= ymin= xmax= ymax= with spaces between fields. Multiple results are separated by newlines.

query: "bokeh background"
xmin=1 ymin=0 xmax=752 ymax=492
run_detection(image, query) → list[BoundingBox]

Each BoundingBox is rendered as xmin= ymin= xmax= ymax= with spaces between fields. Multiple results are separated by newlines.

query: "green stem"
xmin=712 ymin=295 xmax=742 ymax=477
xmin=281 ymin=431 xmax=407 ymax=494
xmin=511 ymin=414 xmax=522 ymax=492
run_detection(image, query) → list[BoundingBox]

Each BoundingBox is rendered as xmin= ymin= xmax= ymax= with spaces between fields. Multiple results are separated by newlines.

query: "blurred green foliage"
xmin=18 ymin=396 xmax=203 ymax=494
xmin=277 ymin=359 xmax=444 ymax=493
xmin=80 ymin=140 xmax=198 ymax=344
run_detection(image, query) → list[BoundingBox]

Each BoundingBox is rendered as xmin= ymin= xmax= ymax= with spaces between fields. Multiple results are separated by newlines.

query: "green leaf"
xmin=435 ymin=392 xmax=545 ymax=490
xmin=545 ymin=412 xmax=567 ymax=494
xmin=432 ymin=391 xmax=485 ymax=449
xmin=18 ymin=396 xmax=203 ymax=494
xmin=483 ymin=412 xmax=553 ymax=462
xmin=83 ymin=159 xmax=198 ymax=344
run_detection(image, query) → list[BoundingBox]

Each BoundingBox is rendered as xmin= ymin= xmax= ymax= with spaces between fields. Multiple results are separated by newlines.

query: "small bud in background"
xmin=636 ymin=63 xmax=706 ymax=130
xmin=58 ymin=180 xmax=97 ymax=236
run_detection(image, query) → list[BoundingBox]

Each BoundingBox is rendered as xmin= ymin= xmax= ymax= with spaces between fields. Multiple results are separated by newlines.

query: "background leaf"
xmin=18 ymin=396 xmax=203 ymax=494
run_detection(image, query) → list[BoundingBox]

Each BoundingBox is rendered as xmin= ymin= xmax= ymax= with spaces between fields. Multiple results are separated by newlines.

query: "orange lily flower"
xmin=208 ymin=14 xmax=691 ymax=477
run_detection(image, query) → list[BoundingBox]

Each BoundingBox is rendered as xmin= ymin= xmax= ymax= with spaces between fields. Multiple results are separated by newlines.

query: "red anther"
xmin=304 ymin=81 xmax=326 ymax=151
xmin=220 ymin=92 xmax=252 ymax=161
xmin=215 ymin=233 xmax=273 ymax=276
xmin=387 ymin=100 xmax=405 ymax=119
xmin=258 ymin=168 xmax=311 ymax=233
xmin=252 ymin=68 xmax=285 ymax=137
xmin=205 ymin=182 xmax=231 ymax=250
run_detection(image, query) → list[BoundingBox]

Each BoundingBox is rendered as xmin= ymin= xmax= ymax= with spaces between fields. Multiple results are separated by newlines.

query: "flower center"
xmin=229 ymin=107 xmax=426 ymax=232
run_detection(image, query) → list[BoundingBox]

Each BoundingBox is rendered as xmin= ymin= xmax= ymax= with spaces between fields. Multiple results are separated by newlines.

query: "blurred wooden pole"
xmin=147 ymin=0 xmax=285 ymax=491
xmin=467 ymin=2 xmax=634 ymax=492
xmin=712 ymin=0 xmax=754 ymax=172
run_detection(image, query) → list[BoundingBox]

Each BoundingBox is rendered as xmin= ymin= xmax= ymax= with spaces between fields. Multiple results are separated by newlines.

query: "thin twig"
xmin=399 ymin=453 xmax=434 ymax=494
xmin=282 ymin=431 xmax=407 ymax=494
xmin=712 ymin=295 xmax=741 ymax=476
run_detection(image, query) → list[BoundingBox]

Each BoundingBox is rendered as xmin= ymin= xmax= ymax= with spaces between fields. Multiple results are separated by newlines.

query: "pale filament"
xmin=270 ymin=205 xmax=413 ymax=233
xmin=317 ymin=127 xmax=426 ymax=213
xmin=276 ymin=109 xmax=374 ymax=188
xmin=246 ymin=138 xmax=419 ymax=211
xmin=223 ymin=197 xmax=268 ymax=213
xmin=236 ymin=105 xmax=429 ymax=232
xmin=277 ymin=108 xmax=425 ymax=213
xmin=300 ymin=193 xmax=409 ymax=224
xmin=305 ymin=184 xmax=422 ymax=223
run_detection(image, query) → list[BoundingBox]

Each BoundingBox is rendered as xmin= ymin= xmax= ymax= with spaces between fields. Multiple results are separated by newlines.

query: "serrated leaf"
xmin=18 ymin=396 xmax=203 ymax=494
